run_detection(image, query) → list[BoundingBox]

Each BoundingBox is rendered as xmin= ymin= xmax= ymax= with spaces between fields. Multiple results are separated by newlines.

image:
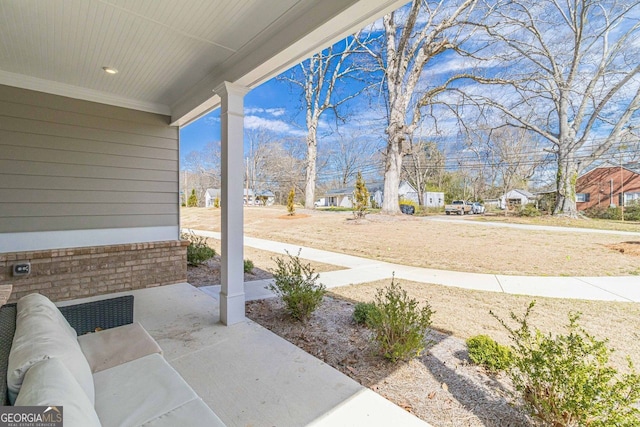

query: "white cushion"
xmin=94 ymin=353 xmax=199 ymax=427
xmin=15 ymin=358 xmax=101 ymax=427
xmin=8 ymin=293 xmax=95 ymax=405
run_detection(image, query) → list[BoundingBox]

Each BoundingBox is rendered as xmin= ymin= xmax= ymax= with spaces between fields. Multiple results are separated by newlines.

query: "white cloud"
xmin=244 ymin=115 xmax=306 ymax=137
xmin=244 ymin=107 xmax=286 ymax=117
xmin=203 ymin=116 xmax=220 ymax=125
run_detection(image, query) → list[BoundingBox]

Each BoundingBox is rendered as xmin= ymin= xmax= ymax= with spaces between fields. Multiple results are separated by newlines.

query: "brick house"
xmin=575 ymin=162 xmax=640 ymax=210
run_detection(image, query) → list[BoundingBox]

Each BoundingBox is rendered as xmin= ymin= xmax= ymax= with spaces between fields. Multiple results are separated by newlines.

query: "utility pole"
xmin=620 ymin=162 xmax=625 ymax=221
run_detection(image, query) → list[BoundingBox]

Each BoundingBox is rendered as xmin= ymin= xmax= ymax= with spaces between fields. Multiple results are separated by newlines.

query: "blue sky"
xmin=179 ymin=78 xmax=311 ymax=163
xmin=178 ymin=0 xmax=640 ymax=184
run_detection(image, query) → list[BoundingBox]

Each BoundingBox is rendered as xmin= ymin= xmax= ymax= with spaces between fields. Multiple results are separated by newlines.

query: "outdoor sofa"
xmin=0 ymin=293 xmax=225 ymax=426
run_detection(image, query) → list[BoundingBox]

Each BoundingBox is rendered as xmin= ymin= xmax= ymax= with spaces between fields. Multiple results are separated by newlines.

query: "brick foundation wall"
xmin=0 ymin=240 xmax=188 ymax=303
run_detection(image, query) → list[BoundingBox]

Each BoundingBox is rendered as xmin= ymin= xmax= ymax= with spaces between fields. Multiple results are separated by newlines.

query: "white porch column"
xmin=215 ymin=82 xmax=249 ymax=325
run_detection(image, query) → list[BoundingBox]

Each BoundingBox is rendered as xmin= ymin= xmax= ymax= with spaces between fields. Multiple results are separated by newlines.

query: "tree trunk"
xmin=382 ymin=131 xmax=404 ymax=214
xmin=304 ymin=129 xmax=317 ymax=209
xmin=553 ymin=153 xmax=579 ymax=217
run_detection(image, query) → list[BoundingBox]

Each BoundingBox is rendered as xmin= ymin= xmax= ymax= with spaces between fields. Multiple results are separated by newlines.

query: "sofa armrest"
xmin=59 ymin=295 xmax=134 ymax=336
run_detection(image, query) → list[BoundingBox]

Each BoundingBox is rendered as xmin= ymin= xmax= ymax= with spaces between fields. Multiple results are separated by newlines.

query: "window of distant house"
xmin=576 ymin=193 xmax=590 ymax=202
xmin=624 ymin=192 xmax=640 ymax=206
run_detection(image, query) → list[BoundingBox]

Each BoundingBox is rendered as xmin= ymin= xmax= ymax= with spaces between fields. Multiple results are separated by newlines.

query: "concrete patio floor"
xmin=59 ymin=283 xmax=428 ymax=427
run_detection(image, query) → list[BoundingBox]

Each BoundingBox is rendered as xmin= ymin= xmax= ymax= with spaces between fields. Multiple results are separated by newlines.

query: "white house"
xmin=205 ymin=188 xmax=221 ymax=207
xmin=422 ymin=191 xmax=445 ymax=208
xmin=255 ymin=190 xmax=275 ymax=206
xmin=371 ymin=181 xmax=444 ymax=208
xmin=501 ymin=189 xmax=536 ymax=209
xmin=206 ymin=188 xmax=274 ymax=206
xmin=324 ymin=188 xmax=354 ymax=208
xmin=398 ymin=181 xmax=419 ymax=203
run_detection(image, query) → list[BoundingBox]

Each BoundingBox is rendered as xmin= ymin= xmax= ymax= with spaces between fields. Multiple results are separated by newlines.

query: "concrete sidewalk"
xmin=188 ymin=229 xmax=640 ymax=303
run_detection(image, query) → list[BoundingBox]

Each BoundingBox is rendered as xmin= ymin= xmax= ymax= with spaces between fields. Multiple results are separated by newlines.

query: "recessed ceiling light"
xmin=102 ymin=67 xmax=118 ymax=75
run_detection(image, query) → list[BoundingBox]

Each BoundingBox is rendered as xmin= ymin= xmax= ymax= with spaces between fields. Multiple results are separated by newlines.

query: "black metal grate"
xmin=59 ymin=295 xmax=134 ymax=336
xmin=0 ymin=304 xmax=17 ymax=406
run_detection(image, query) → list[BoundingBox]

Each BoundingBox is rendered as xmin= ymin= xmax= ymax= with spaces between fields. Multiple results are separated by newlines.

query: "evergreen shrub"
xmin=181 ymin=231 xmax=215 ymax=266
xmin=492 ymin=301 xmax=640 ymax=426
xmin=352 ymin=302 xmax=378 ymax=326
xmin=368 ymin=277 xmax=434 ymax=362
xmin=466 ymin=334 xmax=513 ymax=372
xmin=268 ymin=250 xmax=326 ymax=321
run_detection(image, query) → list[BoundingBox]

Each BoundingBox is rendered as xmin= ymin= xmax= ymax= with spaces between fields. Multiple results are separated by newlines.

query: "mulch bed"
xmin=246 ymin=296 xmax=531 ymax=427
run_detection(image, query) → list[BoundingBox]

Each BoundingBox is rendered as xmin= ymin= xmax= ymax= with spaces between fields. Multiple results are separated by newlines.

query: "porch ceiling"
xmin=0 ymin=0 xmax=405 ymax=125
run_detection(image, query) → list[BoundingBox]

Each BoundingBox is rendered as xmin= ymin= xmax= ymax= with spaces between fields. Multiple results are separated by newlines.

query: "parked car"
xmin=445 ymin=200 xmax=473 ymax=215
xmin=471 ymin=202 xmax=485 ymax=214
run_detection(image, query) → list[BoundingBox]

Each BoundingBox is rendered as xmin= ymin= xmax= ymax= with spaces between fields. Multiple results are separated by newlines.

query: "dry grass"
xmin=181 ymin=206 xmax=640 ymax=276
xmin=329 ymin=280 xmax=640 ymax=371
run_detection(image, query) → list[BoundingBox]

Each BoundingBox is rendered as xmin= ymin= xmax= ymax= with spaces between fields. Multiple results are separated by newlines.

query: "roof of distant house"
xmin=206 ymin=188 xmax=220 ymax=198
xmin=505 ymin=189 xmax=535 ymax=199
xmin=325 ymin=187 xmax=354 ymax=196
xmin=580 ymin=161 xmax=640 ymax=177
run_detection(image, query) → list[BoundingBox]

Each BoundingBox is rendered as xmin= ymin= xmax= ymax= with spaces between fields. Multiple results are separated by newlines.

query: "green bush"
xmin=181 ymin=231 xmax=216 ymax=266
xmin=244 ymin=259 xmax=254 ymax=274
xmin=583 ymin=204 xmax=640 ymax=221
xmin=267 ymin=250 xmax=326 ymax=321
xmin=213 ymin=196 xmax=220 ymax=208
xmin=517 ymin=203 xmax=541 ymax=217
xmin=466 ymin=335 xmax=513 ymax=372
xmin=368 ymin=277 xmax=434 ymax=362
xmin=626 ymin=203 xmax=640 ymax=221
xmin=492 ymin=301 xmax=640 ymax=427
xmin=584 ymin=205 xmax=621 ymax=220
xmin=352 ymin=302 xmax=379 ymax=327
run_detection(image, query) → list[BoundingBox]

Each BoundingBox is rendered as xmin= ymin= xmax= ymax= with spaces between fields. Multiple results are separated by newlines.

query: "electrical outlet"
xmin=13 ymin=263 xmax=31 ymax=277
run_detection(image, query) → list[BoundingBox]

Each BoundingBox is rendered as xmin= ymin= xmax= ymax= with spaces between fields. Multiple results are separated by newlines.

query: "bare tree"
xmin=283 ymin=36 xmax=371 ymax=209
xmin=255 ymin=139 xmax=307 ymax=204
xmin=489 ymin=127 xmax=545 ymax=213
xmin=327 ymin=129 xmax=379 ymax=186
xmin=463 ymin=0 xmax=640 ymax=217
xmin=402 ymin=139 xmax=445 ymax=205
xmin=363 ymin=0 xmax=478 ymax=214
xmin=182 ymin=141 xmax=222 ymax=204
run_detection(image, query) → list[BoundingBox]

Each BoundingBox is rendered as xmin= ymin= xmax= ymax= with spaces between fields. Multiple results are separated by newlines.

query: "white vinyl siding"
xmin=0 ymin=85 xmax=178 ymax=234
